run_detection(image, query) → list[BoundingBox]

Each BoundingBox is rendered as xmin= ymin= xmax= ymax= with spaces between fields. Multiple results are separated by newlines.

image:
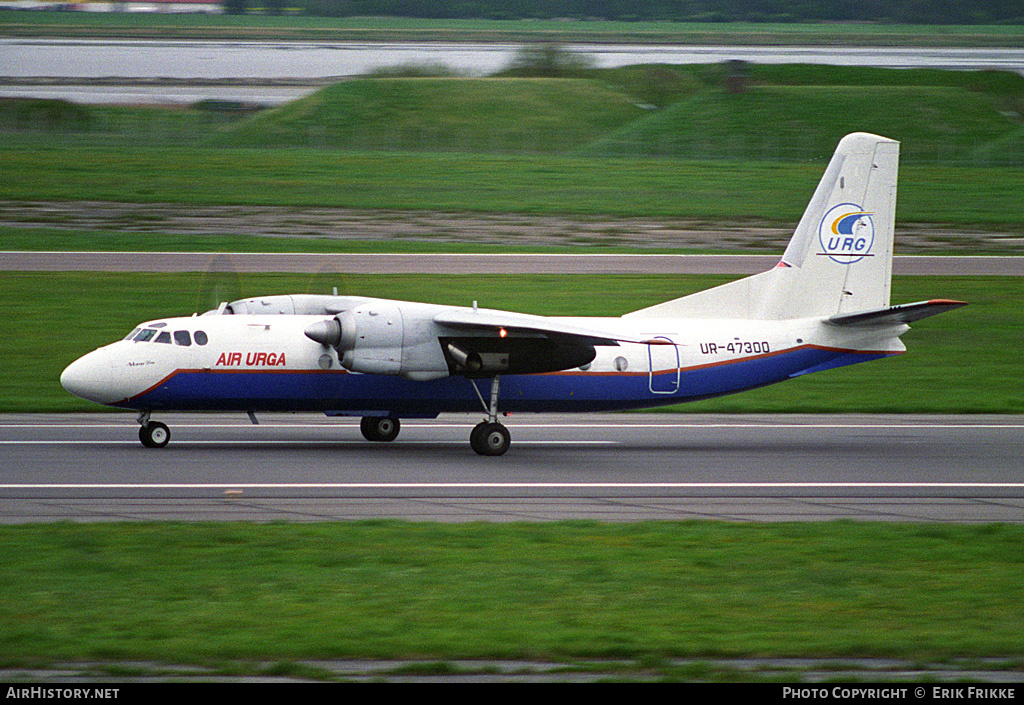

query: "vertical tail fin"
xmin=626 ymin=132 xmax=900 ymax=320
xmin=766 ymin=132 xmax=899 ymax=318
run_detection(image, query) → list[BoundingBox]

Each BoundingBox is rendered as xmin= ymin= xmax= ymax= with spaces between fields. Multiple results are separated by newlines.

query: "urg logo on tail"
xmin=819 ymin=203 xmax=875 ymax=264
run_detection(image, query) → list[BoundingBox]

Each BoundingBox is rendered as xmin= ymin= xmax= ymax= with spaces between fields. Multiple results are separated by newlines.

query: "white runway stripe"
xmin=4 ymin=482 xmax=1024 ymax=490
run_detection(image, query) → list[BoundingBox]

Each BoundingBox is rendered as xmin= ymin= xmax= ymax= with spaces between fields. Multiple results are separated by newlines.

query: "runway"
xmin=2 ymin=413 xmax=1022 ymax=524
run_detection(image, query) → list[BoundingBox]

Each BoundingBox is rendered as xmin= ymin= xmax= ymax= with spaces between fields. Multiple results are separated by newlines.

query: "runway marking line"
xmin=4 ymin=482 xmax=1024 ymax=490
xmin=0 ymin=440 xmax=618 ymax=446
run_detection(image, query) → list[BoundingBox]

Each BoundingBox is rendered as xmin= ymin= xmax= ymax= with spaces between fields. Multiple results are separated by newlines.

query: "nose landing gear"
xmin=137 ymin=411 xmax=170 ymax=448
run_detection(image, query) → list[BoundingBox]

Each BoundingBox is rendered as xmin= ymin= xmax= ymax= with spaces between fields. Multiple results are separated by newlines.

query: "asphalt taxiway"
xmin=2 ymin=413 xmax=1022 ymax=524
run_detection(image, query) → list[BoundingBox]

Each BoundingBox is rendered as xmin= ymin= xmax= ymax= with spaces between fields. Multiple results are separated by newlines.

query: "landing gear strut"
xmin=137 ymin=410 xmax=170 ymax=448
xmin=470 ymin=376 xmax=510 ymax=456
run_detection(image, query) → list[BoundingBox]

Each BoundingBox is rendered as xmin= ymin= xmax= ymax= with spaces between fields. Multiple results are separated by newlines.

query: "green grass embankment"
xmin=579 ymin=85 xmax=1022 ymax=162
xmin=5 ymin=63 xmax=1024 ymax=165
xmin=209 ymin=64 xmax=1024 ymax=163
xmin=212 ymin=78 xmax=647 ymax=153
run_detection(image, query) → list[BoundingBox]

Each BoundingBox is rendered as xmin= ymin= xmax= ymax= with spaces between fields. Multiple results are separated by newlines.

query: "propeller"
xmin=195 ymin=253 xmax=242 ymax=314
xmin=305 ymin=262 xmax=348 ymax=302
xmin=194 ymin=254 xmax=349 ymax=315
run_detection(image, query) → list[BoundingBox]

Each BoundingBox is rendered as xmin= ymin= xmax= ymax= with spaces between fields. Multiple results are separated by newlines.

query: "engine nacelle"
xmin=304 ymin=303 xmax=450 ymax=380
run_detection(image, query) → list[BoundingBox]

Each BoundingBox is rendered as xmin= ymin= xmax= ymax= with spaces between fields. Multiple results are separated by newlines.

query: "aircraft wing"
xmin=433 ymin=308 xmax=625 ymax=346
xmin=826 ymin=299 xmax=967 ymax=327
xmin=432 ymin=307 xmax=685 ymax=375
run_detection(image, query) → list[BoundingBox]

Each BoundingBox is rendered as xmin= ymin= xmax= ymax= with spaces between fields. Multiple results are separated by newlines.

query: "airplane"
xmin=61 ymin=132 xmax=966 ymax=455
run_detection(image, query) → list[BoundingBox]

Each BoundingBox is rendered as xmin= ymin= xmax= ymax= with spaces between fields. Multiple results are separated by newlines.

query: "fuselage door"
xmin=647 ymin=337 xmax=680 ymax=394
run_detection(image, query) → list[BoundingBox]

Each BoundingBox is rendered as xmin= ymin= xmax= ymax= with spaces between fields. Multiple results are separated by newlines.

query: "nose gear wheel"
xmin=137 ymin=412 xmax=170 ymax=448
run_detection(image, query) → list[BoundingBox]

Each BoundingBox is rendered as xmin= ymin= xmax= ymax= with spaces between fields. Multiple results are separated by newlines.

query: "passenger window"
xmin=155 ymin=331 xmax=171 ymax=344
xmin=194 ymin=330 xmax=209 ymax=346
xmin=174 ymin=330 xmax=192 ymax=346
xmin=134 ymin=329 xmax=157 ymax=342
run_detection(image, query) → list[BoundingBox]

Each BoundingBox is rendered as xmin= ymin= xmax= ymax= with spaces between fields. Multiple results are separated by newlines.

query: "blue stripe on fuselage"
xmin=118 ymin=345 xmax=894 ymax=414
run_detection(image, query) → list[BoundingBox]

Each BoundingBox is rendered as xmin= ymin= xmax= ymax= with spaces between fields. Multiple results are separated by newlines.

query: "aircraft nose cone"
xmin=61 ymin=351 xmax=118 ymax=405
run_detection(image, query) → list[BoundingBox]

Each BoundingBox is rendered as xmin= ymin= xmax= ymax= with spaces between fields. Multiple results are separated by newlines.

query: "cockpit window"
xmin=133 ymin=329 xmax=158 ymax=343
xmin=154 ymin=331 xmax=171 ymax=344
xmin=124 ymin=328 xmax=141 ymax=341
xmin=194 ymin=330 xmax=209 ymax=346
xmin=174 ymin=330 xmax=192 ymax=346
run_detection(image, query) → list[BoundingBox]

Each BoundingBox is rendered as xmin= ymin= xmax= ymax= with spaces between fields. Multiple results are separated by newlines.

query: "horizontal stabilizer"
xmin=826 ymin=299 xmax=967 ymax=327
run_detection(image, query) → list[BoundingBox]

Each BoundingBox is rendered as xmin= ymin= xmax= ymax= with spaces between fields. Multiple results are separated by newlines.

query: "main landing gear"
xmin=137 ymin=411 xmax=170 ymax=448
xmin=360 ymin=416 xmax=401 ymax=443
xmin=470 ymin=421 xmax=510 ymax=456
xmin=469 ymin=376 xmax=511 ymax=457
xmin=361 ymin=377 xmax=511 ymax=456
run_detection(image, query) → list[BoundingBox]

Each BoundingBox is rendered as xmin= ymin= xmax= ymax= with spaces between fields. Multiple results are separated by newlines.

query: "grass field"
xmin=1 ymin=272 xmax=1015 ymax=414
xmin=3 ymin=148 xmax=1024 ymax=227
xmin=1 ymin=521 xmax=1022 ymax=668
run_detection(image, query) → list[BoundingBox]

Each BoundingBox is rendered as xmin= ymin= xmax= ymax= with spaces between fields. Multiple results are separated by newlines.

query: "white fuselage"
xmin=60 ymin=306 xmax=905 ymax=415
